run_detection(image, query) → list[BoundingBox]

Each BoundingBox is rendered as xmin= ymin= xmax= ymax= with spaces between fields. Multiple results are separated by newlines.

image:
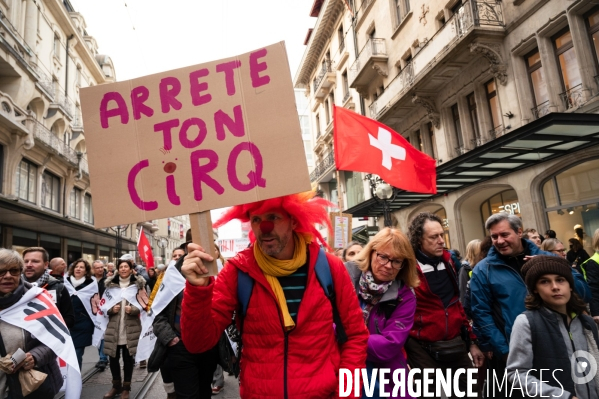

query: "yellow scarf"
xmin=253 ymin=232 xmax=310 ymax=329
xmin=146 ymin=271 xmax=164 ymax=311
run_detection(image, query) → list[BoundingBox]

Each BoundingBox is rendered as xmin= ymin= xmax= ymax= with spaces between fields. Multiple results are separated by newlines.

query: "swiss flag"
xmin=334 ymin=106 xmax=437 ymax=194
xmin=137 ymin=230 xmax=154 ymax=270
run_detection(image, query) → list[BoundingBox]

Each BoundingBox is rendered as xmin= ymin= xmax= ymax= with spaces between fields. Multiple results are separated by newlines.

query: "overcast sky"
xmin=70 ymin=1 xmax=316 ymax=238
xmin=70 ymin=0 xmax=315 ymax=82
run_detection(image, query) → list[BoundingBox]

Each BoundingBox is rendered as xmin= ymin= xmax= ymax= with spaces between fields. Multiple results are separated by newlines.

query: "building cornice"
xmin=294 ymin=0 xmax=345 ymax=88
xmin=45 ymin=0 xmax=108 ymax=83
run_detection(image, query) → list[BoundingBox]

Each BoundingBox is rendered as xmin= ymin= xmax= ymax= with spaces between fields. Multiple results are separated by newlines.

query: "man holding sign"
xmin=180 ymin=192 xmax=368 ymax=398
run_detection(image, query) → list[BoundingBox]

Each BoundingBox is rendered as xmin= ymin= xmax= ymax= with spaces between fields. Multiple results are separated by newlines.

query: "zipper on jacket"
xmin=284 ymin=331 xmax=289 ymax=399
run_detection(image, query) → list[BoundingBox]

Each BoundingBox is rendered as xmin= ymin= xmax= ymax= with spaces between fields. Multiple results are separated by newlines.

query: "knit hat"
xmin=521 ymin=255 xmax=574 ymax=292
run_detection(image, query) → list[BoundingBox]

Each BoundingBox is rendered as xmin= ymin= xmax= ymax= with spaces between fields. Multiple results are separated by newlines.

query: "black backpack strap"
xmin=314 ymin=249 xmax=348 ymax=344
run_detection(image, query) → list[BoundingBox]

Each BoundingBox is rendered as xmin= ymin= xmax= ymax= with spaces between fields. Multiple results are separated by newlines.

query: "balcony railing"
xmin=80 ymin=156 xmax=89 ymax=175
xmin=370 ymin=62 xmax=413 ymax=117
xmin=343 ymin=90 xmax=351 ymax=104
xmin=348 ymin=38 xmax=387 ymax=84
xmin=52 ymin=88 xmax=74 ymax=118
xmin=531 ymin=100 xmax=550 ymax=120
xmin=472 ymin=0 xmax=504 ymax=26
xmin=33 ymin=120 xmax=79 ymax=164
xmin=0 ymin=10 xmax=35 ymax=72
xmin=31 ymin=65 xmax=55 ymax=98
xmin=313 ymin=60 xmax=332 ymax=93
xmin=560 ymin=84 xmax=584 ymax=110
xmin=309 ymin=152 xmax=335 ymax=182
xmin=368 ymin=0 xmax=504 ymax=119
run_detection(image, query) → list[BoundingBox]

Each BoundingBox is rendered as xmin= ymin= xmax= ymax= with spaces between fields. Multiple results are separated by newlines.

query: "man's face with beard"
xmin=250 ymin=210 xmax=297 ymax=259
xmin=23 ymin=251 xmax=48 ymax=282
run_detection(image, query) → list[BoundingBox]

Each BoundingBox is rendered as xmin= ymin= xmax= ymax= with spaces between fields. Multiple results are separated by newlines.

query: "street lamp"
xmin=366 ymin=174 xmax=397 ymax=228
xmin=109 ymin=224 xmax=130 ymax=260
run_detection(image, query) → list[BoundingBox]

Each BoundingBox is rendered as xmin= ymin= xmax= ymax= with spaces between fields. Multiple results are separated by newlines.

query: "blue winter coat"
xmin=69 ymin=277 xmax=95 ymax=348
xmin=470 ymin=239 xmax=591 ymax=356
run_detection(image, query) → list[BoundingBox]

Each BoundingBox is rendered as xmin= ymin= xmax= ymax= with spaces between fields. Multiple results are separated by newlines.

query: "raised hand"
xmin=181 ymin=243 xmax=213 ymax=286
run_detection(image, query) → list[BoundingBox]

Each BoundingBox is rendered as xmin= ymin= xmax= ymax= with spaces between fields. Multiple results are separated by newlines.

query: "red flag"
xmin=334 ymin=106 xmax=437 ymax=194
xmin=137 ymin=230 xmax=154 ymax=270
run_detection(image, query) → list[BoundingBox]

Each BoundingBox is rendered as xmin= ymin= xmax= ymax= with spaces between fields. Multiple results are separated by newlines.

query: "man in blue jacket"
xmin=470 ymin=213 xmax=591 ymax=394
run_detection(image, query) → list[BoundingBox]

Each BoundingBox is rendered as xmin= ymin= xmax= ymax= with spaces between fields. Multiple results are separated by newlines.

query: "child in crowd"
xmin=507 ymin=256 xmax=599 ymax=399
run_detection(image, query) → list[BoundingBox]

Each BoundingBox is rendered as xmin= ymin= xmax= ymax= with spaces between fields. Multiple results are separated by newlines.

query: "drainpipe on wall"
xmin=65 ymin=35 xmax=74 ymax=97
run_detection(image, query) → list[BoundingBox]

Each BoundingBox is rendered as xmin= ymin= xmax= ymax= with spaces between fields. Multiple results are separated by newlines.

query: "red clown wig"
xmin=214 ymin=191 xmax=333 ymax=249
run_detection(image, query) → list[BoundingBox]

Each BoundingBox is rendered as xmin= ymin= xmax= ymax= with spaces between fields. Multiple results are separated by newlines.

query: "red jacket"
xmin=409 ymin=250 xmax=475 ymax=343
xmin=180 ymin=241 xmax=368 ymax=399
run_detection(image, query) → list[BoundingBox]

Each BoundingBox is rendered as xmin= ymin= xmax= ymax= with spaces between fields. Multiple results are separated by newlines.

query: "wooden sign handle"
xmin=189 ymin=211 xmax=218 ymax=277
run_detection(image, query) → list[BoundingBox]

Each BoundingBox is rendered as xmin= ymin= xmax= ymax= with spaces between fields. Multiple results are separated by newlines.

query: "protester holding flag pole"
xmin=102 ymin=259 xmax=145 ymax=399
xmin=64 ymin=259 xmax=99 ymax=370
xmin=0 ymin=249 xmax=79 ymax=398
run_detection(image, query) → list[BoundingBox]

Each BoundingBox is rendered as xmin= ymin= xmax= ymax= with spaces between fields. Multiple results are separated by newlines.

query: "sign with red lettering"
xmin=80 ymin=42 xmax=310 ymax=228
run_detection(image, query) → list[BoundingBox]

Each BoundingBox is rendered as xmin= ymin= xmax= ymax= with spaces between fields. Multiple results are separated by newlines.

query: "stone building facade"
xmin=0 ymin=0 xmax=137 ymax=264
xmin=295 ymin=0 xmax=599 ymax=254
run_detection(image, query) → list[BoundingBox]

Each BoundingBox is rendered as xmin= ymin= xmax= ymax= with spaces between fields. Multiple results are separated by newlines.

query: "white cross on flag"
xmin=334 ymin=106 xmax=436 ymax=194
xmin=137 ymin=229 xmax=155 ymax=268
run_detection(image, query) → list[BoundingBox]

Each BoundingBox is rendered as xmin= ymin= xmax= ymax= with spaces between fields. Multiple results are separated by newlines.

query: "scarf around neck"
xmin=70 ymin=276 xmax=86 ymax=288
xmin=0 ymin=280 xmax=25 ymax=310
xmin=359 ymin=271 xmax=392 ymax=323
xmin=253 ymin=232 xmax=310 ymax=329
xmin=27 ymin=269 xmax=50 ymax=287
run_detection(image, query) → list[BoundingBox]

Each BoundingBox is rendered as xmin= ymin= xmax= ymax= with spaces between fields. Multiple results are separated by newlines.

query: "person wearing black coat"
xmin=66 ymin=259 xmax=97 ymax=370
xmin=567 ymin=238 xmax=590 ymax=272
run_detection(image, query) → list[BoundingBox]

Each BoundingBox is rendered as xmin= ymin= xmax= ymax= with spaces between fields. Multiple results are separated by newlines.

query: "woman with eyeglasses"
xmin=345 ymin=228 xmax=419 ymax=398
xmin=0 ymin=249 xmax=63 ymax=398
xmin=540 ymin=238 xmax=567 ymax=259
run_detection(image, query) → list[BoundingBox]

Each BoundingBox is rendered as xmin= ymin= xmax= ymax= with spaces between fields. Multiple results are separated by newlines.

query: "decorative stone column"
xmin=24 ymin=0 xmax=38 ymax=52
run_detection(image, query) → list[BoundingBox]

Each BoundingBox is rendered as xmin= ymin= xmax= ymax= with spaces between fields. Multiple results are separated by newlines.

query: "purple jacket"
xmin=346 ymin=262 xmax=416 ymax=399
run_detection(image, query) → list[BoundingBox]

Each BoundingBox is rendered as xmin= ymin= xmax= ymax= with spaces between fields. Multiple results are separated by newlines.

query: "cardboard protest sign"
xmin=80 ymin=42 xmax=311 ymax=229
xmin=328 ymin=212 xmax=352 ymax=249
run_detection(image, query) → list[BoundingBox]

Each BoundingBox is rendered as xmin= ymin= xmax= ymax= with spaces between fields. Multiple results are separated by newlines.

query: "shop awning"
xmin=0 ymin=196 xmax=137 ymax=250
xmin=345 ymin=112 xmax=599 ymax=217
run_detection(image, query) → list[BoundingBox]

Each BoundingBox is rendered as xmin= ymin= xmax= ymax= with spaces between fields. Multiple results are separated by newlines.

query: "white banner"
xmin=64 ymin=277 xmax=100 ymax=323
xmin=92 ymin=285 xmax=137 ymax=347
xmin=0 ymin=286 xmax=81 ymax=399
xmin=128 ymin=264 xmax=186 ymax=362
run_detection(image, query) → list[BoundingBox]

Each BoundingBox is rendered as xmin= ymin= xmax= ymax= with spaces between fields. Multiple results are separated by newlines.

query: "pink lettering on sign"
xmin=166 ymin=175 xmax=180 ymax=205
xmin=190 ymin=150 xmax=225 ymax=201
xmin=159 ymin=77 xmax=183 ymax=113
xmin=214 ymin=105 xmax=245 ymax=141
xmin=154 ymin=119 xmax=180 ymax=151
xmin=131 ymin=86 xmax=154 ymax=120
xmin=127 ymin=160 xmax=158 ymax=211
xmin=179 ymin=118 xmax=208 ymax=149
xmin=100 ymin=92 xmax=129 ymax=129
xmin=227 ymin=142 xmax=266 ymax=191
xmin=189 ymin=69 xmax=212 ymax=107
xmin=216 ymin=60 xmax=241 ymax=96
xmin=249 ymin=49 xmax=270 ymax=88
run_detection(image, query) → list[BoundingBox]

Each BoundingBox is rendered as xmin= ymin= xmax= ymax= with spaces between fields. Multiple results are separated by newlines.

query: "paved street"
xmin=56 ymin=346 xmax=241 ymax=398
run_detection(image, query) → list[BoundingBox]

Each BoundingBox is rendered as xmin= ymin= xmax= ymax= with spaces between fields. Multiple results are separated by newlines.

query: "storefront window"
xmin=67 ymin=239 xmax=82 ymax=265
xmin=480 ymin=189 xmax=521 ymax=229
xmin=83 ymin=242 xmax=95 ymax=263
xmin=12 ymin=228 xmax=38 ymax=254
xmin=542 ymin=159 xmax=599 ymax=255
xmin=98 ymin=245 xmax=111 ymax=261
xmin=40 ymin=234 xmax=60 ymax=260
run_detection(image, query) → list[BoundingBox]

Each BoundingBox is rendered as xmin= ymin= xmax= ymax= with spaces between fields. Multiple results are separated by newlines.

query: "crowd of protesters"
xmin=1 ymin=192 xmax=599 ymax=398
